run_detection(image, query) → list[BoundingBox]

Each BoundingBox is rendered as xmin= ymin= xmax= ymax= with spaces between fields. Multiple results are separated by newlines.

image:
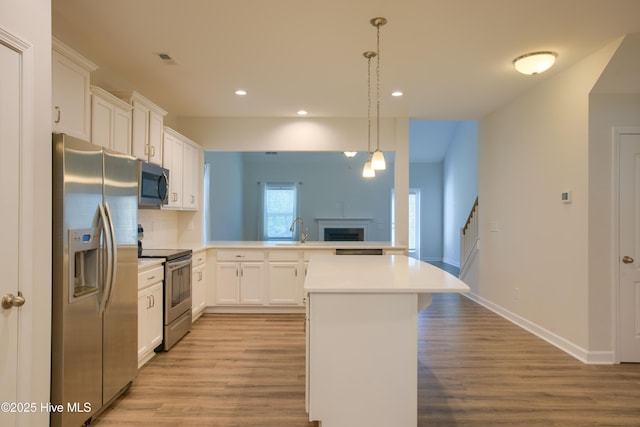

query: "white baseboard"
xmin=441 ymin=256 xmax=460 ymax=268
xmin=463 ymin=292 xmax=614 ymax=365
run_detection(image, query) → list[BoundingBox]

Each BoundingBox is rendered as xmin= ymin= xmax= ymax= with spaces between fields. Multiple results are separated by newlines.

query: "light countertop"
xmin=137 ymin=258 xmax=164 ymax=269
xmin=304 ymin=254 xmax=470 ymax=293
xmin=204 ymin=240 xmax=406 ymax=250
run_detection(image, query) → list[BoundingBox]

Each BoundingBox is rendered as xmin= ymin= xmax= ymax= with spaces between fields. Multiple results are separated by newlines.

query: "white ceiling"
xmin=52 ymin=1 xmax=640 ymax=162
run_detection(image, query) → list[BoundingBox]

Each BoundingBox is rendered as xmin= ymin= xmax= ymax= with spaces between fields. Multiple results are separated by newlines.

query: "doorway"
xmin=615 ymin=127 xmax=640 ymax=363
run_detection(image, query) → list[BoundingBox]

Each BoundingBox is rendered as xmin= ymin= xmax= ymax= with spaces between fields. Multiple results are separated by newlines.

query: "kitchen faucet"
xmin=289 ymin=217 xmax=308 ymax=243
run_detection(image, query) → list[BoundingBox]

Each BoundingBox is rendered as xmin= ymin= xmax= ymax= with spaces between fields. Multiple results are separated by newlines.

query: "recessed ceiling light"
xmin=235 ymin=89 xmax=247 ymax=96
xmin=297 ymin=110 xmax=308 ymax=116
xmin=391 ymin=91 xmax=403 ymax=97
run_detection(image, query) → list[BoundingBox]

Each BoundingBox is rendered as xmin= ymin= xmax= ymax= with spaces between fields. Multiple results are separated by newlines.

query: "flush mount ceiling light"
xmin=512 ymin=51 xmax=558 ymax=75
xmin=370 ymin=17 xmax=387 ymax=171
xmin=391 ymin=91 xmax=403 ymax=97
xmin=344 ymin=152 xmax=357 ymax=158
xmin=235 ymin=89 xmax=247 ymax=96
xmin=362 ymin=50 xmax=376 ymax=178
xmin=297 ymin=110 xmax=308 ymax=116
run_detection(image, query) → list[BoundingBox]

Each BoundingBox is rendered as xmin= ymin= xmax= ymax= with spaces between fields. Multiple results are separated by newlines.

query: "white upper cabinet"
xmin=162 ymin=127 xmax=201 ymax=210
xmin=52 ymin=38 xmax=97 ymax=140
xmin=90 ymin=86 xmax=132 ymax=154
xmin=163 ymin=128 xmax=184 ymax=209
xmin=112 ymin=91 xmax=167 ymax=166
xmin=182 ymin=141 xmax=200 ymax=210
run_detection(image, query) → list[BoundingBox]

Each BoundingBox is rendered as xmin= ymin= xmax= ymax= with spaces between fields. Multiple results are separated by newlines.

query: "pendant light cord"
xmin=376 ymin=23 xmax=381 ymax=152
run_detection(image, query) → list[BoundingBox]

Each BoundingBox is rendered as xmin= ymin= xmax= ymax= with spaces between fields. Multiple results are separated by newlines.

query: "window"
xmin=263 ymin=182 xmax=298 ymax=240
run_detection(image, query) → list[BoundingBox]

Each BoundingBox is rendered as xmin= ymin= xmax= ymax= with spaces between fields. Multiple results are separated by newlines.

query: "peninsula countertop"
xmin=203 ymin=240 xmax=406 ymax=250
xmin=304 ymin=254 xmax=470 ymax=293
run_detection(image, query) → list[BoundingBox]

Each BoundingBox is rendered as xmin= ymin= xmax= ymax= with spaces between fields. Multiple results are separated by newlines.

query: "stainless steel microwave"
xmin=138 ymin=161 xmax=169 ymax=208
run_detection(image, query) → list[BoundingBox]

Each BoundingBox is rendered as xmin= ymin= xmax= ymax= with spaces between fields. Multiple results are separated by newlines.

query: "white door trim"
xmin=612 ymin=126 xmax=640 ymax=363
xmin=0 ymin=27 xmax=36 ymax=418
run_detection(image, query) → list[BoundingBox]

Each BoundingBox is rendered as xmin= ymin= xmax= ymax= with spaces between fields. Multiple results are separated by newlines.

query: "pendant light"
xmin=370 ymin=17 xmax=387 ymax=171
xmin=362 ymin=50 xmax=376 ymax=178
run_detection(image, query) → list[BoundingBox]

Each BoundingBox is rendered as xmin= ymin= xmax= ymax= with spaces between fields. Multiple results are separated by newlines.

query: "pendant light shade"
xmin=371 ymin=149 xmax=386 ymax=170
xmin=362 ymin=159 xmax=376 ymax=177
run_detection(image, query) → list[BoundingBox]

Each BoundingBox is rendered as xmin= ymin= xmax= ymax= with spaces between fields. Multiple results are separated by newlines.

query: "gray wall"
xmin=443 ymin=121 xmax=479 ymax=266
xmin=205 ymin=151 xmax=243 ymax=240
xmin=409 ymin=162 xmax=444 ymax=261
xmin=207 ymin=151 xmax=395 ymax=241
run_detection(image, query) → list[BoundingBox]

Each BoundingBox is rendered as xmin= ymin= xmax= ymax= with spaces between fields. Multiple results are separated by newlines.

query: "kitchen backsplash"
xmin=138 ymin=209 xmax=179 ymax=248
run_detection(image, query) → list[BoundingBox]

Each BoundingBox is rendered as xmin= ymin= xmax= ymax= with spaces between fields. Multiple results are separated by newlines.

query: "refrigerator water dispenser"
xmin=69 ymin=228 xmax=99 ymax=302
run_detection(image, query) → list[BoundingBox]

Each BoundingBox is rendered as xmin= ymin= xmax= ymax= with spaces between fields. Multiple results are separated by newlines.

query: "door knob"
xmin=622 ymin=256 xmax=634 ymax=264
xmin=2 ymin=291 xmax=25 ymax=309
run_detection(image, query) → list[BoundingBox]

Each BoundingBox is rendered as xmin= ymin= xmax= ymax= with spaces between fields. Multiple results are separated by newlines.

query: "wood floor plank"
xmin=92 ymin=295 xmax=640 ymax=426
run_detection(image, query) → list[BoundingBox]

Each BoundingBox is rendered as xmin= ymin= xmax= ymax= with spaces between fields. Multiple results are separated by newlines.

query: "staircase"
xmin=460 ymin=197 xmax=479 ymax=278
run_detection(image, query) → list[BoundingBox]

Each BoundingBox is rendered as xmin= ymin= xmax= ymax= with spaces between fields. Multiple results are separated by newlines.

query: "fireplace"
xmin=324 ymin=227 xmax=364 ymax=241
xmin=318 ymin=219 xmax=370 ymax=241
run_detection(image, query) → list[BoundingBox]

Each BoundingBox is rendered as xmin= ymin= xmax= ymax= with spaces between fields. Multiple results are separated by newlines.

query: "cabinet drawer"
xmin=138 ymin=266 xmax=164 ymax=290
xmin=269 ymin=250 xmax=301 ymax=262
xmin=217 ymin=250 xmax=265 ymax=262
xmin=192 ymin=250 xmax=207 ymax=267
xmin=303 ymin=249 xmax=335 ymax=261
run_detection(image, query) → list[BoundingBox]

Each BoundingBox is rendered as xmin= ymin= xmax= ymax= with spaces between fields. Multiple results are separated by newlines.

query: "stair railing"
xmin=460 ymin=197 xmax=479 ymax=271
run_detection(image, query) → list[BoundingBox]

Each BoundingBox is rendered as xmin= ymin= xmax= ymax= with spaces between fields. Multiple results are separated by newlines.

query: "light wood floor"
xmin=92 ymin=294 xmax=640 ymax=426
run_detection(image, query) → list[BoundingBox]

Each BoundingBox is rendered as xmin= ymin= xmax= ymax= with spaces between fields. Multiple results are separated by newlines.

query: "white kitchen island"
xmin=304 ymin=255 xmax=470 ymax=427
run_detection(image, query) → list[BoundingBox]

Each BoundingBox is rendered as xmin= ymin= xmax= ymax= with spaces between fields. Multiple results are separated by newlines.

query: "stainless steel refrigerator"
xmin=52 ymin=134 xmax=138 ymax=427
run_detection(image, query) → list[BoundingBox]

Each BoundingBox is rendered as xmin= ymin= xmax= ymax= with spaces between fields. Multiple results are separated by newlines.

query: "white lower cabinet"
xmin=215 ymin=249 xmax=265 ymax=305
xmin=192 ymin=250 xmax=207 ymax=320
xmin=137 ymin=265 xmax=164 ymax=368
xmin=210 ymin=248 xmax=342 ymax=310
xmin=267 ymin=262 xmax=300 ymax=304
xmin=267 ymin=250 xmax=305 ymax=305
xmin=215 ymin=262 xmax=264 ymax=305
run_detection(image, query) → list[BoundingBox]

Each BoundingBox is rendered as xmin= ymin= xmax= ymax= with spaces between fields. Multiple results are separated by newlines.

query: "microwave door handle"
xmin=104 ymin=202 xmax=118 ymax=310
xmin=98 ymin=203 xmax=113 ymax=316
xmin=159 ymin=172 xmax=169 ymax=204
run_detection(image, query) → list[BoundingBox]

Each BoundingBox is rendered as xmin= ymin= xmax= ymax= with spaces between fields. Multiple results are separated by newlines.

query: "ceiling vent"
xmin=156 ymin=52 xmax=176 ymax=65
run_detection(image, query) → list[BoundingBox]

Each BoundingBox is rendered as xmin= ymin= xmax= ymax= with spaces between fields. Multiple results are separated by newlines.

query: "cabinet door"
xmin=113 ymin=104 xmax=132 ymax=155
xmin=137 ymin=289 xmax=149 ymax=360
xmin=192 ymin=264 xmax=207 ymax=317
xmin=163 ymin=132 xmax=183 ymax=208
xmin=240 ymin=262 xmax=264 ymax=304
xmin=52 ymin=50 xmax=91 ymax=140
xmin=148 ymin=110 xmax=164 ymax=165
xmin=90 ymin=94 xmax=113 ymax=149
xmin=131 ymin=100 xmax=150 ymax=161
xmin=148 ymin=283 xmax=164 ymax=349
xmin=182 ymin=142 xmax=199 ymax=209
xmin=215 ymin=262 xmax=240 ymax=304
xmin=268 ymin=262 xmax=299 ymax=305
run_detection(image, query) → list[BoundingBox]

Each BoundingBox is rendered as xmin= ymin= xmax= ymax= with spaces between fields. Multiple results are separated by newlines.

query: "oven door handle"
xmin=167 ymin=257 xmax=192 ymax=271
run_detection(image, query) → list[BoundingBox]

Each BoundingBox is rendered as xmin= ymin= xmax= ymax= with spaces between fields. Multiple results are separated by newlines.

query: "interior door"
xmin=0 ymin=40 xmax=22 ymax=425
xmin=619 ymin=131 xmax=640 ymax=362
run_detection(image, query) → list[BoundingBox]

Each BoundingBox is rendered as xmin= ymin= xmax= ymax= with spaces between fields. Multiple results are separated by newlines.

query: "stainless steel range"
xmin=139 ymin=248 xmax=192 ymax=351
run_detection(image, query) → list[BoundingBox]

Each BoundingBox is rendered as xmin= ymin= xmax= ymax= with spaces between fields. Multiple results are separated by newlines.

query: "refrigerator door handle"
xmin=98 ymin=203 xmax=113 ymax=316
xmin=104 ymin=202 xmax=118 ymax=311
